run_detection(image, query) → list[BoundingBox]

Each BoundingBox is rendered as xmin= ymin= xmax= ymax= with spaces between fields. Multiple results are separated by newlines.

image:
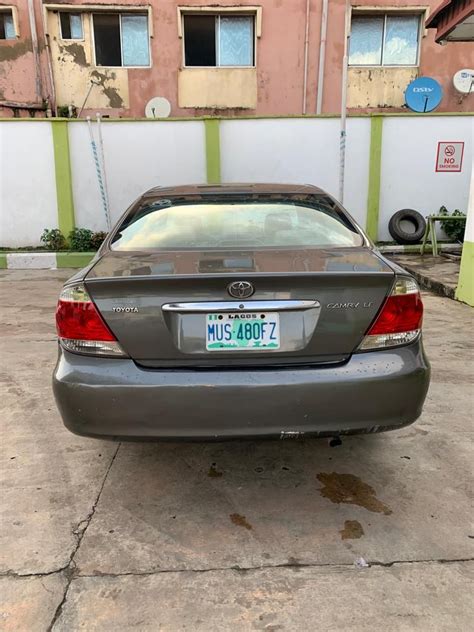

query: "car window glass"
xmin=111 ymin=200 xmax=363 ymax=250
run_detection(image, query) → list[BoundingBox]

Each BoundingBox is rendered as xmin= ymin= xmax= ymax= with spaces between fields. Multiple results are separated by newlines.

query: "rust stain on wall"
xmin=90 ymin=70 xmax=124 ymax=108
xmin=0 ymin=39 xmax=33 ymax=63
xmin=47 ymin=10 xmax=129 ymax=110
xmin=58 ymin=41 xmax=88 ymax=68
xmin=347 ymin=67 xmax=418 ymax=108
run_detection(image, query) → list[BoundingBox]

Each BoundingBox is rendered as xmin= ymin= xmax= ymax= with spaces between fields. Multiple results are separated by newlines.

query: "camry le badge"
xmin=326 ymin=302 xmax=374 ymax=309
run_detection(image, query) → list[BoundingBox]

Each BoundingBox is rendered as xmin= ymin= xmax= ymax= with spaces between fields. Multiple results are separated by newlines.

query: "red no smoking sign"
xmin=436 ymin=141 xmax=465 ymax=172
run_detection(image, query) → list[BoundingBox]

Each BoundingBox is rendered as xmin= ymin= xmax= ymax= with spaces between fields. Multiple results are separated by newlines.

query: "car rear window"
xmin=111 ymin=196 xmax=364 ymax=250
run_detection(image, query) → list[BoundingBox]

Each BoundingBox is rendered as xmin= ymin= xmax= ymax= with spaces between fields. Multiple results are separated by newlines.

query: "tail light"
xmin=358 ymin=277 xmax=423 ymax=351
xmin=56 ymin=284 xmax=126 ymax=357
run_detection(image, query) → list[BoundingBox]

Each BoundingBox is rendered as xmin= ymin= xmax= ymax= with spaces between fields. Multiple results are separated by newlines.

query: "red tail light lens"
xmin=56 ymin=300 xmax=116 ymax=341
xmin=358 ymin=277 xmax=423 ymax=351
xmin=56 ymin=285 xmax=126 ymax=357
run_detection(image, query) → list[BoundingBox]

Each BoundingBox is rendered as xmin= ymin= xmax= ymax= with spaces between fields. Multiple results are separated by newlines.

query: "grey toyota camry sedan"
xmin=53 ymin=184 xmax=430 ymax=440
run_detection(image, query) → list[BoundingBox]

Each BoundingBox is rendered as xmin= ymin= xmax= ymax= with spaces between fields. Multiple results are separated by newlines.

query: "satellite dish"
xmin=405 ymin=77 xmax=443 ymax=113
xmin=145 ymin=97 xmax=171 ymax=119
xmin=453 ymin=69 xmax=474 ymax=95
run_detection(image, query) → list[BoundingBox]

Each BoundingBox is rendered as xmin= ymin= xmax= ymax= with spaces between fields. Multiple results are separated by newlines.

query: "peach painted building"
xmin=0 ymin=0 xmax=472 ymax=118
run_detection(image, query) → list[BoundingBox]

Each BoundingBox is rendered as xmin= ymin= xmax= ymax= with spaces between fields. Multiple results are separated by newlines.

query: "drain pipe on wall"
xmin=339 ymin=0 xmax=351 ymax=204
xmin=27 ymin=0 xmax=43 ymax=103
xmin=40 ymin=5 xmax=56 ymax=116
xmin=316 ymin=0 xmax=328 ymax=114
xmin=302 ymin=0 xmax=311 ymax=114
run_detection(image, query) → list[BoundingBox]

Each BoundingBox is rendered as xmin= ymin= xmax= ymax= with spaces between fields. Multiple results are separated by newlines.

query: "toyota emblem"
xmin=227 ymin=281 xmax=255 ymax=299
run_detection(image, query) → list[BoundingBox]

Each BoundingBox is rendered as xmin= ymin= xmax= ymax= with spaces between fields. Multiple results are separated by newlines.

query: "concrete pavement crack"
xmin=2 ymin=556 xmax=473 ymax=582
xmin=0 ymin=567 xmax=68 ymax=579
xmin=71 ymin=556 xmax=474 ymax=578
xmin=45 ymin=443 xmax=121 ymax=632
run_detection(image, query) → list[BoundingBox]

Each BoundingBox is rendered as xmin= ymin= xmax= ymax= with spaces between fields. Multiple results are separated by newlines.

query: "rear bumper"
xmin=53 ymin=342 xmax=430 ymax=440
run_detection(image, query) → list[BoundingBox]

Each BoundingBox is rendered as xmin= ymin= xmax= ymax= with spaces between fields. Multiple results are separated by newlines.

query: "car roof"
xmin=142 ymin=183 xmax=327 ymax=199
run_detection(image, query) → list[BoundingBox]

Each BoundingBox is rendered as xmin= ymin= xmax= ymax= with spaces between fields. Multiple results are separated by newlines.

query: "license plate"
xmin=206 ymin=313 xmax=280 ymax=351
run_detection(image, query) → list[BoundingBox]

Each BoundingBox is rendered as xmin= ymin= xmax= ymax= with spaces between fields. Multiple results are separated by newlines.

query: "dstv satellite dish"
xmin=453 ymin=69 xmax=474 ymax=95
xmin=145 ymin=97 xmax=171 ymax=118
xmin=405 ymin=77 xmax=443 ymax=113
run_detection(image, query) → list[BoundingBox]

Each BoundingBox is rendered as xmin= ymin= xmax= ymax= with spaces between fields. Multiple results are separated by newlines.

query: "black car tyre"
xmin=388 ymin=209 xmax=426 ymax=245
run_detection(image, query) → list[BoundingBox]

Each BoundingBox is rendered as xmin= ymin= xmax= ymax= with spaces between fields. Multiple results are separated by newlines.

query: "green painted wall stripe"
xmin=366 ymin=116 xmax=384 ymax=241
xmin=56 ymin=252 xmax=95 ymax=268
xmin=51 ymin=121 xmax=75 ymax=238
xmin=205 ymin=119 xmax=221 ymax=184
xmin=455 ymin=240 xmax=474 ymax=306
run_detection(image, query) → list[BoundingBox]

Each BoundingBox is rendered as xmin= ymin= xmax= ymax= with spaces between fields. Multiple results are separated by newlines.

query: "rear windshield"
xmin=111 ymin=196 xmax=363 ymax=250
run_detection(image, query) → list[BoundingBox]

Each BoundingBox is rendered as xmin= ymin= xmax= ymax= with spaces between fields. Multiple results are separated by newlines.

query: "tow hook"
xmin=328 ymin=436 xmax=342 ymax=448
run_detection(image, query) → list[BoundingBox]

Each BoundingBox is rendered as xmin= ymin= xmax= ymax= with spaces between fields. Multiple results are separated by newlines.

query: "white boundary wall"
xmin=69 ymin=120 xmax=207 ymax=231
xmin=0 ymin=116 xmax=472 ymax=247
xmin=220 ymin=118 xmax=371 ymax=228
xmin=0 ymin=122 xmax=58 ymax=248
xmin=378 ymin=116 xmax=473 ymax=241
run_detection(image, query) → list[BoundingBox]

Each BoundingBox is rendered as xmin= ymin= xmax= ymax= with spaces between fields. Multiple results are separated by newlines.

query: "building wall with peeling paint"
xmin=0 ymin=0 xmax=472 ymax=118
xmin=47 ymin=10 xmax=130 ymax=111
xmin=0 ymin=0 xmax=43 ymax=110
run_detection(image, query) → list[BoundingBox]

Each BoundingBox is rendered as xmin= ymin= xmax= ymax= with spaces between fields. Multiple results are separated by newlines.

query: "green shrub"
xmin=40 ymin=227 xmax=107 ymax=251
xmin=439 ymin=206 xmax=466 ymax=242
xmin=40 ymin=228 xmax=67 ymax=251
xmin=90 ymin=231 xmax=108 ymax=250
xmin=68 ymin=228 xmax=93 ymax=251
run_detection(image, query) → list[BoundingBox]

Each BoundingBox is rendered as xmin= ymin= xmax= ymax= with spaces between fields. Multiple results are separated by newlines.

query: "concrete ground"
xmin=1 ymin=269 xmax=473 ymax=631
xmin=391 ymin=254 xmax=461 ymax=300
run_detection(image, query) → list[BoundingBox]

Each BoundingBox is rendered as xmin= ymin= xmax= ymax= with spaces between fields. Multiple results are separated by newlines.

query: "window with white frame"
xmin=349 ymin=14 xmax=421 ymax=66
xmin=183 ymin=14 xmax=255 ymax=67
xmin=0 ymin=8 xmax=15 ymax=39
xmin=59 ymin=12 xmax=83 ymax=40
xmin=92 ymin=13 xmax=150 ymax=67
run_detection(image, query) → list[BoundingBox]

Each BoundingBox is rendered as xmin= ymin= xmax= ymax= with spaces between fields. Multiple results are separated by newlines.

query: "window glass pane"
xmin=184 ymin=15 xmax=216 ymax=66
xmin=93 ymin=13 xmax=121 ymax=66
xmin=219 ymin=16 xmax=253 ymax=66
xmin=69 ymin=14 xmax=83 ymax=39
xmin=121 ymin=14 xmax=149 ymax=66
xmin=111 ymin=199 xmax=363 ymax=250
xmin=60 ymin=13 xmax=71 ymax=38
xmin=349 ymin=17 xmax=383 ymax=65
xmin=384 ymin=16 xmax=419 ymax=65
xmin=3 ymin=13 xmax=15 ymax=39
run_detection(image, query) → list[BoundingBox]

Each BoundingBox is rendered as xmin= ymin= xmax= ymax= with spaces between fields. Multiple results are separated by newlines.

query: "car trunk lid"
xmin=84 ymin=247 xmax=395 ymax=367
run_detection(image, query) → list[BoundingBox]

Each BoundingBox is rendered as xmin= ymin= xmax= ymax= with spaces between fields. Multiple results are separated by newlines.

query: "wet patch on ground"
xmin=339 ymin=520 xmax=365 ymax=540
xmin=208 ymin=463 xmax=223 ymax=478
xmin=230 ymin=513 xmax=253 ymax=530
xmin=317 ymin=472 xmax=392 ymax=515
